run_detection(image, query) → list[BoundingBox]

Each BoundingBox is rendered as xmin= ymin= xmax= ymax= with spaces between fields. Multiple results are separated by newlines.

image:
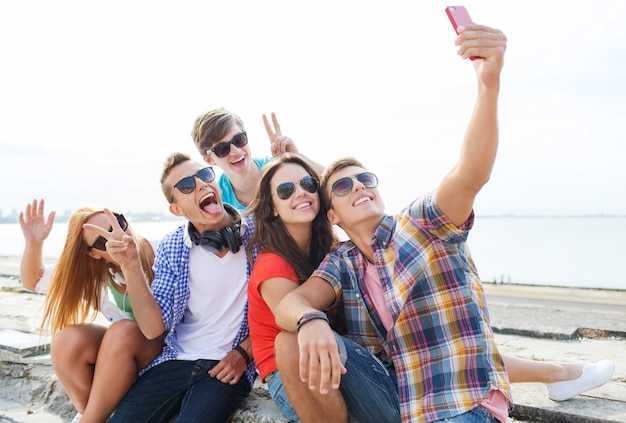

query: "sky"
xmin=1 ymin=1 xmax=625 ymax=219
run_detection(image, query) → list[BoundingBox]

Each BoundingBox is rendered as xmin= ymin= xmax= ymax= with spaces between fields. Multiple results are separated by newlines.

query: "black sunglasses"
xmin=275 ymin=176 xmax=319 ymax=200
xmin=206 ymin=132 xmax=248 ymax=158
xmin=173 ymin=167 xmax=216 ymax=199
xmin=87 ymin=214 xmax=129 ymax=251
xmin=331 ymin=172 xmax=378 ymax=197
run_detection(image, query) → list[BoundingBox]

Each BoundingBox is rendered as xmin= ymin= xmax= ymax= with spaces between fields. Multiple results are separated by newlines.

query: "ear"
xmin=273 ymin=208 xmax=278 ymax=217
xmin=327 ymin=208 xmax=340 ymax=226
xmin=204 ymin=155 xmax=216 ymax=166
xmin=87 ymin=249 xmax=102 ymax=260
xmin=169 ymin=203 xmax=186 ymax=217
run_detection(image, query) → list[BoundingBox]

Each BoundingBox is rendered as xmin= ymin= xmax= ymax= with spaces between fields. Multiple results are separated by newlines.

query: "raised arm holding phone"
xmin=274 ymin=15 xmax=511 ymax=423
xmin=272 ymin=9 xmax=614 ymax=423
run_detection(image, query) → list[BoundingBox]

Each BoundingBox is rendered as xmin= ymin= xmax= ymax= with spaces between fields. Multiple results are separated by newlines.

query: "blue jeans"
xmin=266 ymin=370 xmax=299 ymax=421
xmin=336 ymin=334 xmax=400 ymax=423
xmin=433 ymin=406 xmax=498 ymax=423
xmin=268 ymin=333 xmax=399 ymax=423
xmin=109 ymin=359 xmax=250 ymax=423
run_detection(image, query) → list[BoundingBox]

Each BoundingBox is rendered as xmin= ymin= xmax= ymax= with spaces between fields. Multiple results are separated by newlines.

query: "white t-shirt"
xmin=173 ymin=243 xmax=248 ymax=361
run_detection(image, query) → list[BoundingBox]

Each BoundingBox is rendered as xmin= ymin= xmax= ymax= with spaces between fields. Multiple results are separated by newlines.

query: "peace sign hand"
xmin=83 ymin=208 xmax=138 ymax=267
xmin=263 ymin=112 xmax=299 ymax=158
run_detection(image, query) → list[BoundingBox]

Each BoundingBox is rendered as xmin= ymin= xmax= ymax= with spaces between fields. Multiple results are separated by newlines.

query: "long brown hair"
xmin=40 ymin=207 xmax=155 ymax=335
xmin=247 ymin=154 xmax=336 ymax=282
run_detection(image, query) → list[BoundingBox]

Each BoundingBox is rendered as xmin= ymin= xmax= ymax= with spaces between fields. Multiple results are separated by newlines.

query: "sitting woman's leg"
xmin=80 ymin=319 xmax=165 ymax=423
xmin=50 ymin=323 xmax=108 ymax=413
xmin=503 ymin=354 xmax=581 ymax=383
xmin=502 ymin=354 xmax=614 ymax=401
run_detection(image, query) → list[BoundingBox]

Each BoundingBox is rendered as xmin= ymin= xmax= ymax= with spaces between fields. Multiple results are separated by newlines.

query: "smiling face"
xmin=166 ymin=159 xmax=228 ymax=232
xmin=325 ymin=165 xmax=385 ymax=232
xmin=270 ymin=163 xmax=320 ymax=231
xmin=204 ymin=125 xmax=255 ymax=179
xmin=83 ymin=212 xmax=130 ymax=264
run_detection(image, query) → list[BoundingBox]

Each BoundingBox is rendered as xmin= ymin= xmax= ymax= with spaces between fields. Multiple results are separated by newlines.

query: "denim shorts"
xmin=335 ymin=333 xmax=400 ymax=423
xmin=433 ymin=406 xmax=499 ymax=423
xmin=268 ymin=331 xmax=400 ymax=423
xmin=266 ymin=370 xmax=299 ymax=421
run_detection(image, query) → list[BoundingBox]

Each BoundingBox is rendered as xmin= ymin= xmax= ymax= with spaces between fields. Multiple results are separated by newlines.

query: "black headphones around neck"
xmin=188 ymin=205 xmax=242 ymax=253
xmin=189 ymin=223 xmax=241 ymax=253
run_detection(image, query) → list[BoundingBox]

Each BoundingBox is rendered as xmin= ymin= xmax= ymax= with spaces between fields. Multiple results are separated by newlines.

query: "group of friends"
xmin=18 ymin=22 xmax=614 ymax=423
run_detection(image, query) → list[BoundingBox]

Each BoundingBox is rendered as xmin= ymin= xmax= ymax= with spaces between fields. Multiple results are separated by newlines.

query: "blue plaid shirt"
xmin=312 ymin=193 xmax=511 ymax=422
xmin=141 ymin=214 xmax=258 ymax=388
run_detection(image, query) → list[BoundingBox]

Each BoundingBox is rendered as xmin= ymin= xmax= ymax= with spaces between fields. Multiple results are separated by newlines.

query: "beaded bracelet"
xmin=296 ymin=310 xmax=329 ymax=333
xmin=234 ymin=345 xmax=251 ymax=366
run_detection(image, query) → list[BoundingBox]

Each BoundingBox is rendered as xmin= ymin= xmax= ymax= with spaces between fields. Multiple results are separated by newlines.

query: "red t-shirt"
xmin=248 ymin=252 xmax=299 ymax=381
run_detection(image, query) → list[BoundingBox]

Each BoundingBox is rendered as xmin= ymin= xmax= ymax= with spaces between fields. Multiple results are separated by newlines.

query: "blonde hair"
xmin=40 ymin=207 xmax=155 ymax=335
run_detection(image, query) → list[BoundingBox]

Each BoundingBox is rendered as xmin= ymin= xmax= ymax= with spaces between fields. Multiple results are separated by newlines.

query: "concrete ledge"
xmin=511 ymin=404 xmax=622 ymax=423
xmin=2 ymin=279 xmax=626 ymax=422
xmin=0 ymin=345 xmax=292 ymax=423
xmin=509 ymin=382 xmax=626 ymax=423
xmin=230 ymin=382 xmax=292 ymax=423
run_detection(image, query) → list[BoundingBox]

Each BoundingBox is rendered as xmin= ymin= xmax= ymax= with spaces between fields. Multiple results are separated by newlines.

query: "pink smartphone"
xmin=445 ymin=6 xmax=473 ymax=34
xmin=445 ymin=6 xmax=479 ymax=59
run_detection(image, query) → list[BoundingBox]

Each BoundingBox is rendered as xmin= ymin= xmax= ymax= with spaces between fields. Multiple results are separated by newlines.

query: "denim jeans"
xmin=109 ymin=359 xmax=250 ymax=423
xmin=433 ymin=406 xmax=498 ymax=423
xmin=268 ymin=333 xmax=399 ymax=423
xmin=335 ymin=333 xmax=401 ymax=423
xmin=266 ymin=370 xmax=300 ymax=421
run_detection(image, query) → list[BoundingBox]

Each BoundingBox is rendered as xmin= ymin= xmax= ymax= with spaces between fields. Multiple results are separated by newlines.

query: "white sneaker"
xmin=70 ymin=412 xmax=82 ymax=423
xmin=546 ymin=360 xmax=615 ymax=401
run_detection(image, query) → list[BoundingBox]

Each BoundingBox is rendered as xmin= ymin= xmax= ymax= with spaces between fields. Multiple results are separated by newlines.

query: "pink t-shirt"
xmin=481 ymin=390 xmax=509 ymax=422
xmin=363 ymin=261 xmax=394 ymax=331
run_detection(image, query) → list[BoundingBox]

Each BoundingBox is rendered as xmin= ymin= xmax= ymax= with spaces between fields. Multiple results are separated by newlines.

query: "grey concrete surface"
xmin=1 ymin=256 xmax=625 ymax=422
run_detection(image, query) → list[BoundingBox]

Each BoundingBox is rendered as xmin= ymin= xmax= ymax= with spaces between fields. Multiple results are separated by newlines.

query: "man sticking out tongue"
xmin=99 ymin=152 xmax=258 ymax=422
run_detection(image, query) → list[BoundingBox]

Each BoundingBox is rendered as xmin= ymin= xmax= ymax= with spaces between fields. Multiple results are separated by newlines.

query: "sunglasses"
xmin=87 ymin=214 xmax=129 ymax=251
xmin=331 ymin=172 xmax=379 ymax=197
xmin=206 ymin=131 xmax=248 ymax=158
xmin=173 ymin=167 xmax=216 ymax=199
xmin=275 ymin=176 xmax=319 ymax=200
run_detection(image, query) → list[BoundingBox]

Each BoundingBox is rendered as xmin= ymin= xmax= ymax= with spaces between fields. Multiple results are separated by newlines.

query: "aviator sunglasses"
xmin=173 ymin=167 xmax=216 ymax=199
xmin=206 ymin=132 xmax=248 ymax=158
xmin=275 ymin=176 xmax=319 ymax=200
xmin=331 ymin=172 xmax=379 ymax=197
xmin=87 ymin=214 xmax=129 ymax=251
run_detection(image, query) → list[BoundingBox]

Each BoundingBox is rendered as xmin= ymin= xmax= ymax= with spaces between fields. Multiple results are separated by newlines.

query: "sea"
xmin=1 ymin=216 xmax=624 ymax=291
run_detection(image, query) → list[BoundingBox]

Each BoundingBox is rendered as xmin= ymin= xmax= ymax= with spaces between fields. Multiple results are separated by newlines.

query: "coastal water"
xmin=1 ymin=216 xmax=624 ymax=290
xmin=469 ymin=216 xmax=625 ymax=290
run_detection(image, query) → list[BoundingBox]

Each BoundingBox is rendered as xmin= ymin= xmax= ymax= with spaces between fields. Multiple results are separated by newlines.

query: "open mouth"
xmin=353 ymin=196 xmax=372 ymax=206
xmin=294 ymin=201 xmax=313 ymax=210
xmin=231 ymin=157 xmax=245 ymax=166
xmin=199 ymin=193 xmax=221 ymax=214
